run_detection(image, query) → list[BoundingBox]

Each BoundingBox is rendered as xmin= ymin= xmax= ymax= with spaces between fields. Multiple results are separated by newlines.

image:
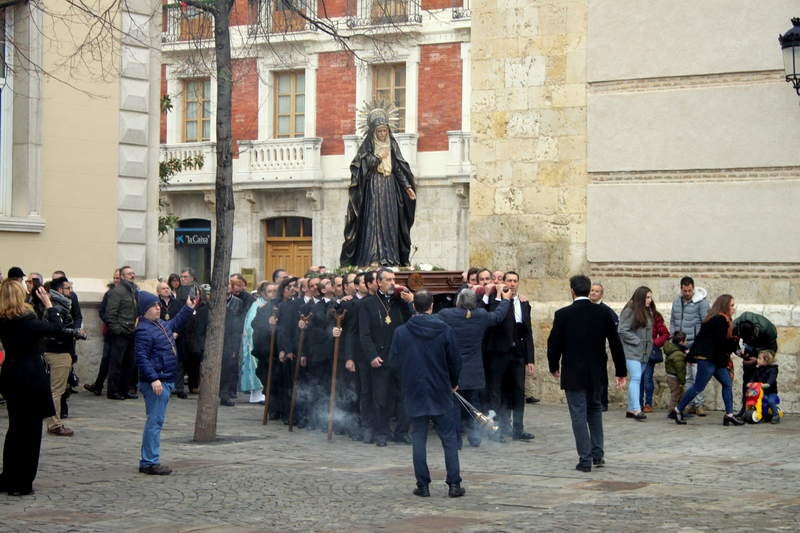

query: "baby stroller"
xmin=743 ymin=382 xmax=782 ymax=423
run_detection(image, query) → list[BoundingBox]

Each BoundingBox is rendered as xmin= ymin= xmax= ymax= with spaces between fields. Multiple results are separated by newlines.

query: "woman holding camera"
xmin=0 ymin=278 xmax=64 ymax=495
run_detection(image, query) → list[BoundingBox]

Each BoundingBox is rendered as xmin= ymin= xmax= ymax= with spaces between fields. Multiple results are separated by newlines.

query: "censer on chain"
xmin=453 ymin=390 xmax=499 ymax=433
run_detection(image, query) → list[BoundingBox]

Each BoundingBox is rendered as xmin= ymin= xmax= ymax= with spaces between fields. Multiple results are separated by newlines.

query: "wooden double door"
xmin=264 ymin=217 xmax=312 ymax=277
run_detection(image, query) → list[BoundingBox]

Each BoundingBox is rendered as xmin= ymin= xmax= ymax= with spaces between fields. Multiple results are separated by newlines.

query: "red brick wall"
xmin=160 ymin=64 xmax=167 ymax=144
xmin=423 ymin=0 xmax=460 ymax=10
xmin=317 ymin=51 xmax=356 ymax=156
xmin=231 ymin=58 xmax=259 ymax=156
xmin=230 ymin=0 xmax=255 ymax=27
xmin=418 ymin=43 xmax=462 ymax=152
xmin=317 ymin=0 xmax=350 ymax=18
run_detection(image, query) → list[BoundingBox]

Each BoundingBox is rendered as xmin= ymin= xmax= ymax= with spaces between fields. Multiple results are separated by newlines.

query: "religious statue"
xmin=340 ymin=106 xmax=417 ymax=267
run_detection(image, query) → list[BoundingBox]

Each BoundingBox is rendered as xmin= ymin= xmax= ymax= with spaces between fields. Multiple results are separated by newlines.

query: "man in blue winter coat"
xmin=388 ymin=290 xmax=464 ymax=498
xmin=134 ymin=291 xmax=196 ymax=475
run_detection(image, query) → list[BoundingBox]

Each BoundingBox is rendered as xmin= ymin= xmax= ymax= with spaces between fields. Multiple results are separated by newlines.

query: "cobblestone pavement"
xmin=1 ymin=392 xmax=799 ymax=532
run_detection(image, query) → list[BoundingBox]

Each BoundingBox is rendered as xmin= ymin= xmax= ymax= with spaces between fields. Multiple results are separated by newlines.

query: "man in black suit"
xmin=485 ymin=271 xmax=535 ymax=441
xmin=358 ymin=268 xmax=413 ymax=447
xmin=547 ymin=275 xmax=626 ymax=472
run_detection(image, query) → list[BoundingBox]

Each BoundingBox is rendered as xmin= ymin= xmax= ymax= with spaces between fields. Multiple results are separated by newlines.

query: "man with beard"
xmin=358 ymin=268 xmax=413 ymax=446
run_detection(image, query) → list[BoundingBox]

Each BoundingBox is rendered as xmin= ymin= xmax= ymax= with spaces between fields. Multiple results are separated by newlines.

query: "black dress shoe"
xmin=139 ymin=464 xmax=172 ymax=475
xmin=176 ymin=391 xmax=188 ymax=399
xmin=575 ymin=463 xmax=592 ymax=472
xmin=723 ymin=414 xmax=744 ymax=426
xmin=525 ymin=396 xmax=541 ymax=404
xmin=107 ymin=393 xmax=127 ymax=400
xmin=375 ymin=437 xmax=387 ymax=447
xmin=7 ymin=488 xmax=34 ymax=496
xmin=126 ymin=393 xmax=139 ymax=400
xmin=592 ymin=457 xmax=605 ymax=467
xmin=448 ymin=483 xmax=465 ymax=497
xmin=668 ymin=408 xmax=687 ymax=425
xmin=625 ymin=411 xmax=647 ymax=420
xmin=84 ymin=383 xmax=102 ymax=396
xmin=413 ymin=485 xmax=430 ymax=497
xmin=512 ymin=431 xmax=535 ymax=441
xmin=220 ymin=398 xmax=235 ymax=406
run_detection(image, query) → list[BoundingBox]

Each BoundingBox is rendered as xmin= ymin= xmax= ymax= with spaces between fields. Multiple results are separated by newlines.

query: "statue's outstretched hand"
xmin=406 ymin=188 xmax=416 ymax=201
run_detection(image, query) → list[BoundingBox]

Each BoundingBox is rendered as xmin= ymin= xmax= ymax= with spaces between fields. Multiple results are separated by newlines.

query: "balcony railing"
xmin=237 ymin=137 xmax=323 ymax=184
xmin=345 ymin=0 xmax=421 ymax=28
xmin=160 ymin=142 xmax=217 ymax=186
xmin=248 ymin=0 xmax=319 ymax=35
xmin=162 ymin=4 xmax=214 ymax=44
xmin=453 ymin=0 xmax=471 ymax=20
xmin=447 ymin=131 xmax=473 ymax=178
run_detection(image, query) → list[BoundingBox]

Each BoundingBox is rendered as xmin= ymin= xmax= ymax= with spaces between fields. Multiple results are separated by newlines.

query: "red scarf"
xmin=719 ymin=312 xmax=733 ymax=338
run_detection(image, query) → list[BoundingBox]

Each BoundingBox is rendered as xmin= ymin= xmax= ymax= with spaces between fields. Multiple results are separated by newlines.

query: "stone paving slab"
xmin=1 ymin=392 xmax=799 ymax=532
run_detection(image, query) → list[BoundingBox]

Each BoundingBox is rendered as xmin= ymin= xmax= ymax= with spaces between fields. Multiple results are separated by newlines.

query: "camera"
xmin=63 ymin=328 xmax=87 ymax=340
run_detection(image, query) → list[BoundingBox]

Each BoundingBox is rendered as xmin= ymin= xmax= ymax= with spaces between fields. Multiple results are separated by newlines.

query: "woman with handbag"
xmin=641 ymin=303 xmax=669 ymax=412
xmin=618 ymin=286 xmax=654 ymax=420
xmin=0 ymin=279 xmax=64 ymax=495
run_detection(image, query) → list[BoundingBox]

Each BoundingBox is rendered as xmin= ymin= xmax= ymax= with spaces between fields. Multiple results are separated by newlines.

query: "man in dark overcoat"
xmin=547 ymin=275 xmax=626 ymax=472
xmin=389 ymin=290 xmax=464 ymax=498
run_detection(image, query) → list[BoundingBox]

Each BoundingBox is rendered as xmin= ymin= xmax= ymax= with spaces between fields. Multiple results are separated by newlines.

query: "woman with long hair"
xmin=618 ymin=286 xmax=654 ymax=420
xmin=0 ymin=279 xmax=63 ymax=495
xmin=670 ymin=294 xmax=743 ymax=426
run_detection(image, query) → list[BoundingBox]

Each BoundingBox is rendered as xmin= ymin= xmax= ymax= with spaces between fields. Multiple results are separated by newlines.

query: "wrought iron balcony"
xmin=453 ymin=0 xmax=471 ymax=20
xmin=248 ymin=0 xmax=319 ymax=36
xmin=345 ymin=0 xmax=421 ymax=29
xmin=162 ymin=4 xmax=214 ymax=44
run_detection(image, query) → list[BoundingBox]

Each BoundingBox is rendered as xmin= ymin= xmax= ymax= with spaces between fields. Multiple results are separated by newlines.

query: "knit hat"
xmin=136 ymin=291 xmax=159 ymax=317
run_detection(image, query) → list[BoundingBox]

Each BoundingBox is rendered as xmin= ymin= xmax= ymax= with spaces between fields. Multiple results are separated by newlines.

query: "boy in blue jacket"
xmin=135 ymin=291 xmax=195 ymax=475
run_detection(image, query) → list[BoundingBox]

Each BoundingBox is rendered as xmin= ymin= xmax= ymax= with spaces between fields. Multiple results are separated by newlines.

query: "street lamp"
xmin=779 ymin=18 xmax=800 ymax=95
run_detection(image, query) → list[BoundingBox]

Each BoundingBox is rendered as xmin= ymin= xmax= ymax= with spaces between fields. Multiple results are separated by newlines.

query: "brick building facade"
xmin=159 ymin=1 xmax=473 ymax=280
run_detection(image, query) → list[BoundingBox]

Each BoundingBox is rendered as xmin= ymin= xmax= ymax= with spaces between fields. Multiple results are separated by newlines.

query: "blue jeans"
xmin=677 ymin=359 xmax=733 ymax=414
xmin=139 ymin=381 xmax=174 ymax=468
xmin=626 ymin=359 xmax=644 ymax=412
xmin=640 ymin=359 xmax=656 ymax=407
xmin=565 ymin=388 xmax=604 ymax=467
xmin=410 ymin=412 xmax=461 ymax=488
xmin=763 ymin=393 xmax=781 ymax=417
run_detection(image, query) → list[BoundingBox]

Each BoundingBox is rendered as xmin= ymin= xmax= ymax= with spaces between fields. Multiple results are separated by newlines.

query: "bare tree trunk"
xmin=194 ymin=0 xmax=235 ymax=442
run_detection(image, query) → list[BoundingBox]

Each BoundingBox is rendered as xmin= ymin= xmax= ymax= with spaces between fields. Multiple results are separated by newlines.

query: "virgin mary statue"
xmin=340 ymin=107 xmax=417 ymax=267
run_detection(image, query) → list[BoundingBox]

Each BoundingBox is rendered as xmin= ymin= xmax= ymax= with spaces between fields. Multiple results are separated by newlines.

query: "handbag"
xmin=648 ymin=346 xmax=664 ymax=363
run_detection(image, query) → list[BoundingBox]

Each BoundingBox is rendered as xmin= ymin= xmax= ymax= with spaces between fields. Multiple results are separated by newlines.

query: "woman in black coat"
xmin=671 ymin=294 xmax=743 ymax=426
xmin=0 ymin=279 xmax=63 ymax=495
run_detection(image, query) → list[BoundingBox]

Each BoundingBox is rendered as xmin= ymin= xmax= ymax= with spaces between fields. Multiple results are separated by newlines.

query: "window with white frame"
xmin=372 ymin=63 xmax=405 ymax=132
xmin=183 ymin=78 xmax=211 ymax=142
xmin=274 ymin=70 xmax=305 ymax=138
